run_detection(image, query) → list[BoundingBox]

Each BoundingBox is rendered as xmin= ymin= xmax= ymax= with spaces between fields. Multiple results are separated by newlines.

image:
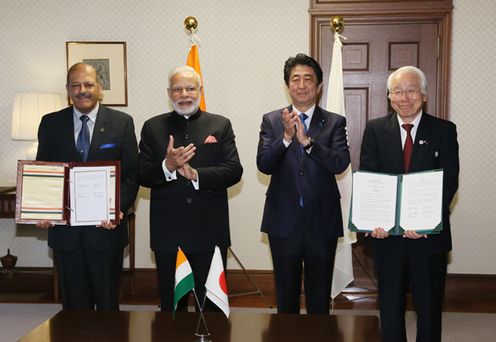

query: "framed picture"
xmin=66 ymin=41 xmax=128 ymax=106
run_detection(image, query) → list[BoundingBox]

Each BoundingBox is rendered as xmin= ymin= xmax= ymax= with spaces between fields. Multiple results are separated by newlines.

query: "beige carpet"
xmin=1 ymin=304 xmax=495 ymax=341
xmin=406 ymin=311 xmax=496 ymax=341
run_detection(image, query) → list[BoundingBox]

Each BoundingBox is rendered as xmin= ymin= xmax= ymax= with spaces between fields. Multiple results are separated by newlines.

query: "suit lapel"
xmin=60 ymin=107 xmax=81 ymax=161
xmin=384 ymin=114 xmax=404 ymax=172
xmin=307 ymin=106 xmax=325 ymax=140
xmin=88 ymin=105 xmax=110 ymax=161
xmin=410 ymin=113 xmax=433 ymax=172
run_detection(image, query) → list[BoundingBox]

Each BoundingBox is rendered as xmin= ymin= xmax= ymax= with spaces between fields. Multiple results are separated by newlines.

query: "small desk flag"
xmin=173 ymin=247 xmax=195 ymax=316
xmin=205 ymin=246 xmax=229 ymax=318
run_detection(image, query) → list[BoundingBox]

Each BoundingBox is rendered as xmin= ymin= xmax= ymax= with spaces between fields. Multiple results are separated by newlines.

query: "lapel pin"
xmin=318 ymin=120 xmax=324 ymax=128
xmin=434 ymin=151 xmax=439 ymax=157
xmin=100 ymin=127 xmax=105 ymax=133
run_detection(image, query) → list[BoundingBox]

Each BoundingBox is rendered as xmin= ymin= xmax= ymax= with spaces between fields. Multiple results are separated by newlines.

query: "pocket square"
xmin=100 ymin=143 xmax=117 ymax=149
xmin=204 ymin=135 xmax=218 ymax=144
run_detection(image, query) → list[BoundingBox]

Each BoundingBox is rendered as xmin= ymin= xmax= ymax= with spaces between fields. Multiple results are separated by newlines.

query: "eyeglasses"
xmin=390 ymin=89 xmax=422 ymax=98
xmin=170 ymin=86 xmax=199 ymax=95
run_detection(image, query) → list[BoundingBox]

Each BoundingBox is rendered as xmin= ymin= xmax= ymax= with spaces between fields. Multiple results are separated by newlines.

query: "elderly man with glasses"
xmin=359 ymin=66 xmax=460 ymax=342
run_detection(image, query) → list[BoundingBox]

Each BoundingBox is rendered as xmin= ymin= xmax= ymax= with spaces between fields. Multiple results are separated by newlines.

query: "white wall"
xmin=0 ymin=0 xmax=494 ymax=274
xmin=448 ymin=0 xmax=496 ymax=273
xmin=0 ymin=0 xmax=307 ymax=269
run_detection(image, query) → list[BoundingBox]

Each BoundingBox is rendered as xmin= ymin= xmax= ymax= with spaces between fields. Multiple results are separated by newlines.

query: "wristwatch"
xmin=303 ymin=137 xmax=313 ymax=151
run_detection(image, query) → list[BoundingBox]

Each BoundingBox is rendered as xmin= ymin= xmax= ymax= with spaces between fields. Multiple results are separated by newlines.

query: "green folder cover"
xmin=348 ymin=169 xmax=444 ymax=235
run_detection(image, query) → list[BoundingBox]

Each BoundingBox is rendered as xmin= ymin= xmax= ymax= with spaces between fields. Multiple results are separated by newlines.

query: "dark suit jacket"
xmin=138 ymin=110 xmax=243 ymax=254
xmin=257 ymin=105 xmax=350 ymax=239
xmin=36 ymin=105 xmax=139 ymax=252
xmin=359 ymin=112 xmax=459 ymax=253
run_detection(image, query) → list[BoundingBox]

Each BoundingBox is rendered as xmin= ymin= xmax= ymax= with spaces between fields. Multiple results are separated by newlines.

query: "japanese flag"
xmin=205 ymin=246 xmax=229 ymax=318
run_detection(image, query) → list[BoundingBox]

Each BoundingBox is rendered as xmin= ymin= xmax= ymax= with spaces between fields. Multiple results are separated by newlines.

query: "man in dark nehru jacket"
xmin=138 ymin=65 xmax=243 ymax=312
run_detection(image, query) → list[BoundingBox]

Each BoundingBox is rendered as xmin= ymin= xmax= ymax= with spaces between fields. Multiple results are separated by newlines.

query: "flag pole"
xmin=192 ymin=288 xmax=211 ymax=341
xmin=328 ymin=16 xmax=377 ymax=309
xmin=330 ymin=15 xmax=344 ymax=35
xmin=228 ymin=247 xmax=272 ymax=308
xmin=328 ymin=16 xmax=356 ymax=305
xmin=184 ymin=16 xmax=200 ymax=45
xmin=184 ymin=16 xmax=206 ymax=111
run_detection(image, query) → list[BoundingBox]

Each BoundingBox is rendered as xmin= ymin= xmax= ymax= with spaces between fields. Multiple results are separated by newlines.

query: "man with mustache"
xmin=138 ymin=66 xmax=243 ymax=312
xmin=36 ymin=62 xmax=139 ymax=310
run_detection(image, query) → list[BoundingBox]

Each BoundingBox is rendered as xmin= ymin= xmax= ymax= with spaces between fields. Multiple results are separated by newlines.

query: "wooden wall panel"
xmin=389 ymin=42 xmax=419 ymax=69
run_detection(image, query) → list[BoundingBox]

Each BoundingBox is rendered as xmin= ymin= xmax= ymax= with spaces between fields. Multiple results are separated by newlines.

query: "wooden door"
xmin=319 ymin=22 xmax=439 ymax=170
xmin=310 ymin=0 xmax=453 ymax=289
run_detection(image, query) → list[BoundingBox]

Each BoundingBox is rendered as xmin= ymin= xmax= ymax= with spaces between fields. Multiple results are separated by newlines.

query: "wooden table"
xmin=19 ymin=310 xmax=381 ymax=342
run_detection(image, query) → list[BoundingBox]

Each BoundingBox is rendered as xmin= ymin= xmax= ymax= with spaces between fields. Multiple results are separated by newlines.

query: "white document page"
xmin=351 ymin=172 xmax=398 ymax=231
xmin=70 ymin=167 xmax=110 ymax=226
xmin=399 ymin=170 xmax=443 ymax=231
xmin=19 ymin=164 xmax=65 ymax=221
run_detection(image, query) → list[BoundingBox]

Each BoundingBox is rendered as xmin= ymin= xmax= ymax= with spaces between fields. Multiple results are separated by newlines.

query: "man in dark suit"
xmin=138 ymin=65 xmax=243 ymax=312
xmin=359 ymin=66 xmax=459 ymax=341
xmin=36 ymin=62 xmax=139 ymax=310
xmin=257 ymin=53 xmax=350 ymax=314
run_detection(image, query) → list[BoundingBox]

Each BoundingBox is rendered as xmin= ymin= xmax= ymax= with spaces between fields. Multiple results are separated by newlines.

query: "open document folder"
xmin=15 ymin=160 xmax=120 ymax=226
xmin=349 ymin=169 xmax=444 ymax=235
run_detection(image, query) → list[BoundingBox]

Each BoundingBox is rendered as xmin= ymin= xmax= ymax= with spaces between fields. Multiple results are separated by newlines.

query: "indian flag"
xmin=187 ymin=44 xmax=206 ymax=111
xmin=173 ymin=247 xmax=195 ymax=316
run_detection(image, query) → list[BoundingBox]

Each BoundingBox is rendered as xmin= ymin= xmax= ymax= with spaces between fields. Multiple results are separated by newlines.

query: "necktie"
xmin=299 ymin=113 xmax=308 ymax=132
xmin=402 ymin=123 xmax=414 ymax=172
xmin=299 ymin=113 xmax=308 ymax=154
xmin=299 ymin=113 xmax=308 ymax=207
xmin=77 ymin=115 xmax=90 ymax=161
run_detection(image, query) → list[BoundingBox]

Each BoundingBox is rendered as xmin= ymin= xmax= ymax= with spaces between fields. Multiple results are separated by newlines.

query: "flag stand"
xmin=330 ymin=247 xmax=378 ymax=312
xmin=228 ymin=247 xmax=272 ymax=308
xmin=192 ymin=289 xmax=211 ymax=342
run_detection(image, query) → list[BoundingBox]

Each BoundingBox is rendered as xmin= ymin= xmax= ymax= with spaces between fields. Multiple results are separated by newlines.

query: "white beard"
xmin=171 ymin=96 xmax=201 ymax=116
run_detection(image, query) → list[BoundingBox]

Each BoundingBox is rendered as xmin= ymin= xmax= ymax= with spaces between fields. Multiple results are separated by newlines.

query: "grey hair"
xmin=387 ymin=66 xmax=427 ymax=95
xmin=168 ymin=65 xmax=202 ymax=87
